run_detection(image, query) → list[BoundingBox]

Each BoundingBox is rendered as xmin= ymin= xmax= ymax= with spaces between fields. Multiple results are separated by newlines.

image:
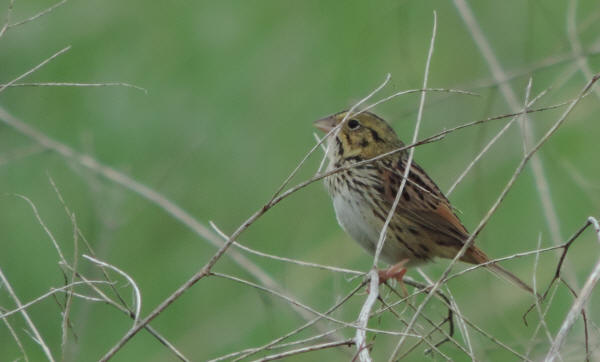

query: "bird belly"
xmin=332 ymin=193 xmax=379 ymax=254
xmin=331 ymin=191 xmax=421 ymax=266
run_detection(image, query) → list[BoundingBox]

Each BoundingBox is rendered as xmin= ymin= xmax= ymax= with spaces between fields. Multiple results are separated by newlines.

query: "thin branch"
xmin=442 ymin=287 xmax=474 ymax=357
xmin=46 ymin=175 xmax=192 ymax=360
xmin=0 ymin=267 xmax=55 ymax=361
xmin=13 ymin=194 xmax=68 ymax=263
xmin=522 ymin=218 xmax=594 ymax=333
xmin=530 ymin=234 xmax=553 ymax=341
xmin=0 ymin=281 xmax=111 ymax=319
xmin=526 ymin=283 xmax=562 ymax=358
xmin=355 ymin=270 xmax=379 ymax=362
xmin=209 ymin=273 xmax=417 ymax=337
xmin=63 ymin=267 xmax=189 ymax=361
xmin=82 ymin=255 xmax=141 ymax=326
xmin=546 ymin=219 xmax=600 ymax=361
xmin=358 ymin=87 xmax=477 ymax=116
xmin=0 ymin=46 xmax=71 ymax=94
xmin=214 ymin=282 xmax=364 ymax=362
xmin=567 ymin=0 xmax=600 ymax=100
xmin=380 ymin=277 xmax=530 ymax=360
xmin=447 ymin=87 xmax=549 ymax=195
xmin=48 ymin=175 xmax=138 ymax=311
xmin=252 ymin=339 xmax=355 ymax=362
xmin=0 ymin=82 xmax=147 ymax=93
xmin=0 ymin=0 xmax=15 ymax=39
xmin=252 ymin=329 xmax=340 ymax=354
xmin=7 ymin=0 xmax=67 ymax=28
xmin=380 ymin=285 xmax=455 ymax=360
xmin=589 ymin=216 xmax=600 ymax=243
xmin=61 ymin=212 xmax=79 ymax=356
xmin=0 ymin=305 xmax=29 ymax=362
xmin=210 ymin=221 xmax=362 ymax=275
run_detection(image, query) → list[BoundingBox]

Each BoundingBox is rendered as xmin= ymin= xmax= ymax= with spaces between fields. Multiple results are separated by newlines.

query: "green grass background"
xmin=1 ymin=0 xmax=599 ymax=360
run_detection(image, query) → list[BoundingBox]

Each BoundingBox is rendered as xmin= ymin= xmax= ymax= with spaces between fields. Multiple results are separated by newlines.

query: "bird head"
xmin=314 ymin=111 xmax=404 ymax=161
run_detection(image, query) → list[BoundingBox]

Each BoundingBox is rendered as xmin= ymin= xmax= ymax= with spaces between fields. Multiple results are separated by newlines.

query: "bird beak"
xmin=313 ymin=116 xmax=337 ymax=133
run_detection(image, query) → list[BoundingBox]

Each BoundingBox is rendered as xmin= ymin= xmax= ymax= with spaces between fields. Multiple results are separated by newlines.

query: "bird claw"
xmin=378 ymin=262 xmax=407 ymax=283
xmin=366 ymin=260 xmax=409 ymax=294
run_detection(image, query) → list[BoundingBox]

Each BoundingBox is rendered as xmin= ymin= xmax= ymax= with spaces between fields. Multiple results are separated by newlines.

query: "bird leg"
xmin=378 ymin=261 xmax=407 ymax=284
xmin=367 ymin=260 xmax=409 ymax=295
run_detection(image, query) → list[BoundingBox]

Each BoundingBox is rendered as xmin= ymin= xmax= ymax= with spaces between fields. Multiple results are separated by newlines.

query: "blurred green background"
xmin=1 ymin=0 xmax=599 ymax=361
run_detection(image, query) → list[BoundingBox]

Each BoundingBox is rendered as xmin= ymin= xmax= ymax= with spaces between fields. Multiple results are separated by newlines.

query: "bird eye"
xmin=347 ymin=119 xmax=361 ymax=130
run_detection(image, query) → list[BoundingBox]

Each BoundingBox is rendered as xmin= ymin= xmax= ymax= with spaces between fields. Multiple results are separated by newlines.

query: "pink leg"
xmin=378 ymin=262 xmax=407 ymax=284
xmin=367 ymin=260 xmax=409 ymax=294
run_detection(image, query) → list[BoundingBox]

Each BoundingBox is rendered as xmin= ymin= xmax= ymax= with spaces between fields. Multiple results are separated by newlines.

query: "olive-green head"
xmin=314 ymin=111 xmax=404 ymax=160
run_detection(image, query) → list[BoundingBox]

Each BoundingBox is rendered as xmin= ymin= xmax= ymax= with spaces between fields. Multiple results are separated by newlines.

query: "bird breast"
xmin=329 ymin=177 xmax=381 ymax=255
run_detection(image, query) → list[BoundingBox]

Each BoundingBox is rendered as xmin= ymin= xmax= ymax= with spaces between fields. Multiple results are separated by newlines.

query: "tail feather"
xmin=485 ymin=262 xmax=538 ymax=297
xmin=462 ymin=246 xmax=538 ymax=298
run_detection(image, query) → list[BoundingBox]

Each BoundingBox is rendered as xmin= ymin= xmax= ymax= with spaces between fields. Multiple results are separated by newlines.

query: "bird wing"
xmin=381 ymin=159 xmax=470 ymax=247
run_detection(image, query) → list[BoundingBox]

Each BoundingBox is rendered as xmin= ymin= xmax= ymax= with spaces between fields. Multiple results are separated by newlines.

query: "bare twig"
xmin=522 ymin=218 xmax=594 ymax=331
xmin=61 ymin=212 xmax=79 ymax=356
xmin=252 ymin=339 xmax=354 ymax=362
xmin=0 ymin=267 xmax=55 ymax=361
xmin=63 ymin=267 xmax=189 ymax=361
xmin=45 ymin=175 xmax=188 ymax=360
xmin=447 ymin=86 xmax=549 ymax=195
xmin=355 ymin=270 xmax=379 ymax=362
xmin=0 ymin=46 xmax=71 ymax=94
xmin=0 ymin=82 xmax=147 ymax=93
xmin=13 ymin=194 xmax=68 ymax=263
xmin=0 ymin=305 xmax=28 ymax=361
xmin=214 ymin=282 xmax=365 ymax=362
xmin=381 ymin=277 xmax=530 ymax=360
xmin=530 ymin=234 xmax=553 ymax=340
xmin=209 ymin=273 xmax=417 ymax=337
xmin=82 ymin=255 xmax=141 ymax=326
xmin=0 ymin=0 xmax=15 ymax=39
xmin=250 ymin=329 xmax=340 ymax=355
xmin=0 ymin=281 xmax=111 ymax=319
xmin=210 ymin=221 xmax=362 ymax=275
xmin=6 ymin=0 xmax=67 ymax=29
xmin=589 ymin=216 xmax=600 ymax=243
xmin=381 ymin=283 xmax=456 ymax=360
xmin=546 ymin=218 xmax=600 ymax=361
xmin=567 ymin=0 xmax=600 ymax=100
xmin=442 ymin=287 xmax=473 ymax=357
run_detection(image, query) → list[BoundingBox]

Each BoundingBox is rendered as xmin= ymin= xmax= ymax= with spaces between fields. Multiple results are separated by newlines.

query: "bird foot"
xmin=378 ymin=262 xmax=407 ymax=284
xmin=367 ymin=260 xmax=408 ymax=294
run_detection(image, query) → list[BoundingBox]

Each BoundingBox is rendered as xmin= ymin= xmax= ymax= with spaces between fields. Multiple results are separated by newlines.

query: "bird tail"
xmin=463 ymin=246 xmax=538 ymax=298
xmin=484 ymin=262 xmax=538 ymax=297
